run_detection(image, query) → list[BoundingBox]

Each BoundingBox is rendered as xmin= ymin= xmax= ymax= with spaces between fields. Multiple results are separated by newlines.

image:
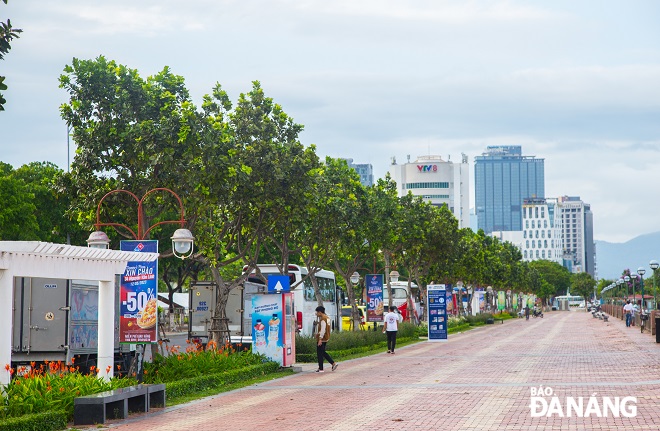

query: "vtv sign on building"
xmin=417 ymin=164 xmax=438 ymax=172
xmin=389 ymin=154 xmax=470 ymax=230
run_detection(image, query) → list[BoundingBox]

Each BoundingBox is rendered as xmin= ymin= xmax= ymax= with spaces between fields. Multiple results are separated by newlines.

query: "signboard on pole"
xmin=427 ymin=284 xmax=448 ymax=341
xmin=267 ymin=275 xmax=290 ymax=294
xmin=119 ymin=240 xmax=158 ymax=344
xmin=366 ymin=274 xmax=384 ymax=322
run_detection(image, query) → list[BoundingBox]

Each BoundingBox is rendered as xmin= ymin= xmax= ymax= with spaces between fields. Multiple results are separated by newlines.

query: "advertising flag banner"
xmin=427 ymin=284 xmax=448 ymax=341
xmin=120 ymin=240 xmax=158 ymax=344
xmin=366 ymin=274 xmax=384 ymax=322
xmin=498 ymin=291 xmax=506 ymax=311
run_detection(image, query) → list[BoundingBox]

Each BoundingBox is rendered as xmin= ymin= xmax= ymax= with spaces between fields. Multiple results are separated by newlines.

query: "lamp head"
xmin=389 ymin=270 xmax=400 ymax=283
xmin=637 ymin=267 xmax=646 ymax=276
xmin=350 ymin=272 xmax=360 ymax=285
xmin=171 ymin=228 xmax=194 ymax=259
xmin=87 ymin=230 xmax=110 ymax=249
xmin=650 ymin=260 xmax=659 ymax=270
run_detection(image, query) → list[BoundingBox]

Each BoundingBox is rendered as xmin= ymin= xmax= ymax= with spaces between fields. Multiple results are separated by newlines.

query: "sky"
xmin=1 ymin=0 xmax=660 ymax=244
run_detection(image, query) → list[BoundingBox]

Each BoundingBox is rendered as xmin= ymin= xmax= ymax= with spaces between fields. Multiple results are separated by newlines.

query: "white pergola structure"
xmin=0 ymin=241 xmax=159 ymax=386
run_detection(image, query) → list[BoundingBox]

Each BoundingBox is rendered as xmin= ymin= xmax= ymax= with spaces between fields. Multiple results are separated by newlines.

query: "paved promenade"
xmin=95 ymin=311 xmax=660 ymax=431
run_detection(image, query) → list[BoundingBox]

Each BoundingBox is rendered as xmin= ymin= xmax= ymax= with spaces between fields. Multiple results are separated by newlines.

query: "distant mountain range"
xmin=596 ymin=232 xmax=660 ymax=280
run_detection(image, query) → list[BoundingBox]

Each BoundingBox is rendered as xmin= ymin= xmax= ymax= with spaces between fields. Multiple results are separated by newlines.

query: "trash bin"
xmin=656 ymin=316 xmax=660 ymax=343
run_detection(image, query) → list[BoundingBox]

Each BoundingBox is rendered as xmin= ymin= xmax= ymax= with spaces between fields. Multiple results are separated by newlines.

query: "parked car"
xmin=341 ymin=305 xmax=367 ymax=331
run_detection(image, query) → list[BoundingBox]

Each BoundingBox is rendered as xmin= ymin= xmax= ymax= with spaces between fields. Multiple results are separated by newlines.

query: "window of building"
xmin=541 ymin=230 xmax=545 ymax=238
xmin=526 ymin=240 xmax=530 ymax=248
xmin=535 ymin=230 xmax=539 ymax=238
xmin=538 ymin=240 xmax=542 ymax=248
xmin=535 ymin=207 xmax=539 ymax=218
xmin=523 ymin=231 xmax=527 ymax=239
xmin=542 ymin=250 xmax=546 ymax=258
xmin=536 ymin=250 xmax=540 ymax=258
xmin=544 ymin=220 xmax=547 ymax=228
xmin=526 ymin=220 xmax=529 ymax=228
xmin=524 ymin=250 xmax=528 ymax=259
xmin=404 ymin=182 xmax=449 ymax=189
xmin=544 ymin=240 xmax=548 ymax=248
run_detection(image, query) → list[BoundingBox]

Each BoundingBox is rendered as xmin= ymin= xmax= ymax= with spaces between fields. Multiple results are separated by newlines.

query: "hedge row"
xmin=165 ymin=361 xmax=280 ymax=399
xmin=296 ymin=337 xmax=418 ymax=363
xmin=0 ymin=410 xmax=67 ymax=431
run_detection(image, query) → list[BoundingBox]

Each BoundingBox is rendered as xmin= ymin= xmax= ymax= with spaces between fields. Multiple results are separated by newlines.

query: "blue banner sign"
xmin=427 ymin=284 xmax=448 ymax=341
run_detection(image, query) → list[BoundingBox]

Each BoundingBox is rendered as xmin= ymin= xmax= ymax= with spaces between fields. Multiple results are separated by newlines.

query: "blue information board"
xmin=427 ymin=284 xmax=448 ymax=341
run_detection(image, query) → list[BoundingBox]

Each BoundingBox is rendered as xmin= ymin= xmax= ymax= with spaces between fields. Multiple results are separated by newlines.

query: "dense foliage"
xmin=0 ymin=0 xmax=22 ymax=111
xmin=2 ymin=56 xmax=580 ymax=345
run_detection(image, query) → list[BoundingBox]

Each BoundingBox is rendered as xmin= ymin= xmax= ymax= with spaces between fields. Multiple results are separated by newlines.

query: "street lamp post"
xmin=650 ymin=260 xmax=659 ymax=309
xmin=86 ymin=188 xmax=194 ymax=259
xmin=624 ymin=275 xmax=631 ymax=303
xmin=637 ymin=267 xmax=646 ymax=310
xmin=629 ymin=274 xmax=638 ymax=309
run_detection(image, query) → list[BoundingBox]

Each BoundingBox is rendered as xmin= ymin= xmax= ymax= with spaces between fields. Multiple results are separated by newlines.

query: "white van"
xmin=383 ymin=281 xmax=420 ymax=321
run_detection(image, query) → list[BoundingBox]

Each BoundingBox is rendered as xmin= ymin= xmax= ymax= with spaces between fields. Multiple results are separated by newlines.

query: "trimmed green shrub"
xmin=0 ymin=410 xmax=67 ymax=431
xmin=165 ymin=362 xmax=280 ymax=399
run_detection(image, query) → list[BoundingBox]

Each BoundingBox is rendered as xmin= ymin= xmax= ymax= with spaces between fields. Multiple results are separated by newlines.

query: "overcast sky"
xmin=2 ymin=0 xmax=660 ymax=244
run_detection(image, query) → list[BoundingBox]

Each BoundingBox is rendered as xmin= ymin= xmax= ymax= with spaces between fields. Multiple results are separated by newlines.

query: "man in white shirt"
xmin=382 ymin=306 xmax=403 ymax=354
xmin=623 ymin=300 xmax=634 ymax=327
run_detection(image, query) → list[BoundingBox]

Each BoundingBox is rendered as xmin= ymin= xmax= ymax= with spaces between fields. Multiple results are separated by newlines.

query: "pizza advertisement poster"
xmin=120 ymin=240 xmax=159 ymax=344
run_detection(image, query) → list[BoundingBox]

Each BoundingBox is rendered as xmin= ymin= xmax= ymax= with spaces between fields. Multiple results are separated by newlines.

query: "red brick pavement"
xmin=77 ymin=311 xmax=660 ymax=431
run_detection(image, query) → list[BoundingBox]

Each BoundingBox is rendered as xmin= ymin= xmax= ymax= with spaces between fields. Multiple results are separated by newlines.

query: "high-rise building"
xmin=557 ymin=196 xmax=595 ymax=277
xmin=474 ymin=146 xmax=545 ymax=234
xmin=342 ymin=158 xmax=374 ymax=187
xmin=389 ymin=154 xmax=470 ymax=229
xmin=520 ymin=198 xmax=563 ymax=264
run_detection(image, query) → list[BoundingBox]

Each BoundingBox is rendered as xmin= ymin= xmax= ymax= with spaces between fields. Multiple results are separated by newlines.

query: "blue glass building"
xmin=474 ymin=146 xmax=545 ymax=234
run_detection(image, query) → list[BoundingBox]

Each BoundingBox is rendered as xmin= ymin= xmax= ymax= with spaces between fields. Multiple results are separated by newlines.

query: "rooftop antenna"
xmin=391 ymin=156 xmax=396 ymax=165
xmin=407 ymin=154 xmax=410 ymax=162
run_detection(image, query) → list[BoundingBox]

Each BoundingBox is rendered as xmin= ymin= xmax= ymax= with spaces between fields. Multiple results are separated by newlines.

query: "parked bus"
xmin=552 ymin=295 xmax=585 ymax=310
xmin=242 ymin=264 xmax=341 ymax=337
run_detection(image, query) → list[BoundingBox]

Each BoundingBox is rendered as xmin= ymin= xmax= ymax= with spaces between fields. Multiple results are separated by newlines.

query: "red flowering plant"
xmin=1 ymin=360 xmax=136 ymax=420
xmin=142 ymin=339 xmax=268 ymax=384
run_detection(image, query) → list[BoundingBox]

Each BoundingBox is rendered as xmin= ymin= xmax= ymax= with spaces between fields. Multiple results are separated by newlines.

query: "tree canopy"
xmin=0 ymin=0 xmax=22 ymax=111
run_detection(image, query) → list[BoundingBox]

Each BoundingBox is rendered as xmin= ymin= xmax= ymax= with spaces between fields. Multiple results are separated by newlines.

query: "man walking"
xmin=383 ymin=306 xmax=403 ymax=354
xmin=314 ymin=306 xmax=338 ymax=373
xmin=623 ymin=300 xmax=633 ymax=327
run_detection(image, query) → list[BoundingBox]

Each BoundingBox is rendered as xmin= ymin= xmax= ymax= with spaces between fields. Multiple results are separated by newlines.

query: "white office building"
xmin=521 ymin=198 xmax=563 ymax=264
xmin=389 ymin=154 xmax=470 ymax=229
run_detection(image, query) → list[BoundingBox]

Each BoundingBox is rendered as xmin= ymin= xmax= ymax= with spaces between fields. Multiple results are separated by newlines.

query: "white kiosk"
xmin=0 ymin=241 xmax=159 ymax=387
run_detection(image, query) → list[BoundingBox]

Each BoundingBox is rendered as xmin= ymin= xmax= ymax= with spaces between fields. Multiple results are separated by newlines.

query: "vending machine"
xmin=251 ymin=292 xmax=295 ymax=367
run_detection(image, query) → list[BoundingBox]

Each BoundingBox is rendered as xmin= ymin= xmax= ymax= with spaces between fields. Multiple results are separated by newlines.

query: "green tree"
xmin=0 ymin=163 xmax=38 ymax=240
xmin=528 ymin=260 xmax=571 ymax=296
xmin=0 ymin=0 xmax=22 ymax=111
xmin=571 ymin=272 xmax=596 ymax=311
xmin=59 ymin=57 xmax=204 ymax=340
xmin=192 ymin=81 xmax=318 ymax=345
xmin=364 ymin=175 xmax=402 ymax=307
xmin=12 ymin=161 xmax=87 ymax=244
